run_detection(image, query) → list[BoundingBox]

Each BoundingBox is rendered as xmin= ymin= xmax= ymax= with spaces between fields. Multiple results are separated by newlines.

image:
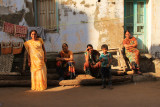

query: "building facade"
xmin=0 ymin=0 xmax=160 ymax=72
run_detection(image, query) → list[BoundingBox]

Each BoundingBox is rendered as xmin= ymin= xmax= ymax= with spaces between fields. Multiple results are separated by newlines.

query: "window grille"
xmin=155 ymin=52 xmax=160 ymax=58
xmin=36 ymin=0 xmax=58 ymax=30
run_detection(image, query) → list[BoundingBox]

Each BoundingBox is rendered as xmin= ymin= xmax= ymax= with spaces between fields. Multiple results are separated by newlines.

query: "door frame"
xmin=124 ymin=0 xmax=147 ymax=53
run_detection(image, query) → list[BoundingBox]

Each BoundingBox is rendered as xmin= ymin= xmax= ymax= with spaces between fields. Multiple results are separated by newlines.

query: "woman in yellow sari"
xmin=24 ymin=30 xmax=47 ymax=91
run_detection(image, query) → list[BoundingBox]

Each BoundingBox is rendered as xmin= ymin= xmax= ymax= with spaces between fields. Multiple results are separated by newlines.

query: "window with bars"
xmin=34 ymin=0 xmax=58 ymax=31
xmin=125 ymin=2 xmax=133 ymax=34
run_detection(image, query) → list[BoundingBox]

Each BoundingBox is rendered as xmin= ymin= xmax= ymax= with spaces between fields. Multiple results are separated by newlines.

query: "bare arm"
xmin=56 ymin=52 xmax=73 ymax=61
xmin=85 ymin=51 xmax=90 ymax=62
xmin=106 ymin=59 xmax=112 ymax=68
xmin=123 ymin=40 xmax=128 ymax=48
xmin=123 ymin=38 xmax=138 ymax=49
xmin=28 ymin=54 xmax=31 ymax=67
xmin=123 ymin=44 xmax=129 ymax=48
xmin=42 ymin=44 xmax=47 ymax=62
xmin=95 ymin=52 xmax=100 ymax=62
xmin=108 ymin=58 xmax=112 ymax=65
xmin=129 ymin=39 xmax=138 ymax=48
xmin=56 ymin=57 xmax=63 ymax=61
xmin=107 ymin=54 xmax=112 ymax=67
xmin=56 ymin=53 xmax=63 ymax=61
xmin=63 ymin=53 xmax=73 ymax=61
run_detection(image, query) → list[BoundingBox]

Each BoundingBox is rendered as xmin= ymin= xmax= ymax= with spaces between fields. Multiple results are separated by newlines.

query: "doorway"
xmin=124 ymin=0 xmax=147 ymax=53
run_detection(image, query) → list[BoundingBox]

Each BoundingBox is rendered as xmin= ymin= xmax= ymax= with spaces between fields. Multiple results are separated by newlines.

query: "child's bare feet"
xmin=108 ymin=85 xmax=113 ymax=90
xmin=137 ymin=71 xmax=142 ymax=75
xmin=101 ymin=85 xmax=106 ymax=89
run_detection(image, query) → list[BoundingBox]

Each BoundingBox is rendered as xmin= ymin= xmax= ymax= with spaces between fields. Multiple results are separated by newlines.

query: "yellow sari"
xmin=24 ymin=38 xmax=47 ymax=91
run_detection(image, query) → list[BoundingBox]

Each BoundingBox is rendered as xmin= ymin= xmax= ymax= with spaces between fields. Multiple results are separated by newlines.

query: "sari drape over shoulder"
xmin=24 ymin=38 xmax=47 ymax=91
xmin=123 ymin=37 xmax=140 ymax=67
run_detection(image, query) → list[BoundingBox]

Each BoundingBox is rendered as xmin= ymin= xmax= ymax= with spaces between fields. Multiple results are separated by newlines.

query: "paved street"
xmin=0 ymin=81 xmax=160 ymax=107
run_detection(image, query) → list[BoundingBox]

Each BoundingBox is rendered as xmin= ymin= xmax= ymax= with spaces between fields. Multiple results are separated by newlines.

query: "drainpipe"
xmin=34 ymin=0 xmax=38 ymax=26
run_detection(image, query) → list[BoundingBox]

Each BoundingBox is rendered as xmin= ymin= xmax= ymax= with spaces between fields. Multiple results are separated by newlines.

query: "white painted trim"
xmin=147 ymin=0 xmax=152 ymax=54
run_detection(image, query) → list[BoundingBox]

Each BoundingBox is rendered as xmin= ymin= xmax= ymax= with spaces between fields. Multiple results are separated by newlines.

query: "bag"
xmin=1 ymin=42 xmax=12 ymax=55
xmin=12 ymin=42 xmax=23 ymax=54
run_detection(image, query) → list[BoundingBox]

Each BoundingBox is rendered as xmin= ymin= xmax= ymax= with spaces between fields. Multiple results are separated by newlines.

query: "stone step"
xmin=0 ymin=73 xmax=59 ymax=80
xmin=47 ymin=69 xmax=57 ymax=74
xmin=132 ymin=73 xmax=157 ymax=82
xmin=13 ymin=53 xmax=58 ymax=62
xmin=0 ymin=80 xmax=59 ymax=87
xmin=0 ymin=72 xmax=21 ymax=75
xmin=59 ymin=73 xmax=158 ymax=86
xmin=46 ymin=60 xmax=57 ymax=69
xmin=76 ymin=74 xmax=95 ymax=80
xmin=0 ymin=75 xmax=131 ymax=87
xmin=0 ymin=73 xmax=158 ymax=87
xmin=13 ymin=53 xmax=58 ymax=72
xmin=59 ymin=75 xmax=132 ymax=86
xmin=47 ymin=74 xmax=59 ymax=80
xmin=23 ymin=68 xmax=57 ymax=75
xmin=46 ymin=52 xmax=58 ymax=59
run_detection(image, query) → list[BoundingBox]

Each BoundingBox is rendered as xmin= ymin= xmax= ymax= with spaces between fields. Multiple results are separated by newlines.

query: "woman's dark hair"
xmin=87 ymin=44 xmax=93 ymax=48
xmin=101 ymin=44 xmax=108 ymax=50
xmin=62 ymin=43 xmax=68 ymax=47
xmin=124 ymin=29 xmax=131 ymax=34
xmin=30 ymin=30 xmax=37 ymax=36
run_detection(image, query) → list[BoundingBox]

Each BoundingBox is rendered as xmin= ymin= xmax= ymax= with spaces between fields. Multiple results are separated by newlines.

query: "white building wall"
xmin=0 ymin=0 xmax=124 ymax=52
xmin=0 ymin=0 xmax=32 ymax=43
xmin=41 ymin=0 xmax=125 ymax=72
xmin=150 ymin=0 xmax=160 ymax=57
xmin=0 ymin=0 xmax=124 ymax=71
xmin=147 ymin=0 xmax=152 ymax=54
xmin=46 ymin=0 xmax=124 ymax=53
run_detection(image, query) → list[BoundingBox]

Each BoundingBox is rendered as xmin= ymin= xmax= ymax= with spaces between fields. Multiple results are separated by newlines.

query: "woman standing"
xmin=24 ymin=30 xmax=47 ymax=91
xmin=123 ymin=30 xmax=142 ymax=74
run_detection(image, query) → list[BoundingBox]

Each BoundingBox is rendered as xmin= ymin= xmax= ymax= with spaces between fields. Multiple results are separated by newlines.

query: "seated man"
xmin=84 ymin=44 xmax=101 ymax=77
xmin=56 ymin=43 xmax=75 ymax=80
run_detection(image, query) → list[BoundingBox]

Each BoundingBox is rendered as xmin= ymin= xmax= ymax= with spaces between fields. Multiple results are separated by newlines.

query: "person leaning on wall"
xmin=24 ymin=30 xmax=47 ymax=91
xmin=123 ymin=30 xmax=142 ymax=75
xmin=84 ymin=44 xmax=101 ymax=77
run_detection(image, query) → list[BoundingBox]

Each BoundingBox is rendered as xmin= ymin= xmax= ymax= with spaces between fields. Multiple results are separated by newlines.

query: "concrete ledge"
xmin=0 ymin=73 xmax=59 ymax=80
xmin=0 ymin=75 xmax=131 ymax=87
xmin=132 ymin=73 xmax=157 ymax=82
xmin=59 ymin=75 xmax=131 ymax=86
xmin=0 ymin=72 xmax=21 ymax=75
xmin=0 ymin=73 xmax=159 ymax=87
xmin=0 ymin=80 xmax=59 ymax=87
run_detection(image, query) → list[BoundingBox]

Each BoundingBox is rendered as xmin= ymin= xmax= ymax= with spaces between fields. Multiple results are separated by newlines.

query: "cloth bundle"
xmin=14 ymin=25 xmax=27 ymax=38
xmin=3 ymin=22 xmax=14 ymax=34
xmin=1 ymin=42 xmax=23 ymax=55
xmin=3 ymin=22 xmax=27 ymax=38
xmin=68 ymin=62 xmax=76 ymax=78
xmin=1 ymin=42 xmax=12 ymax=55
xmin=3 ymin=22 xmax=46 ymax=40
xmin=12 ymin=42 xmax=24 ymax=54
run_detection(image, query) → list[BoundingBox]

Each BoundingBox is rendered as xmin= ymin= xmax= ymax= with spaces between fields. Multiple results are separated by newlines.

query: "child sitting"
xmin=99 ymin=44 xmax=113 ymax=89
